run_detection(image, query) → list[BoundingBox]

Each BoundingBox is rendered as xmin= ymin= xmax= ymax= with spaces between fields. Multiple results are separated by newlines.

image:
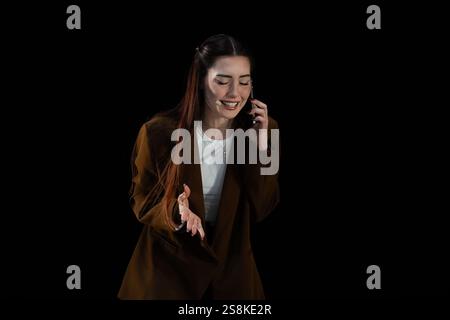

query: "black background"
xmin=2 ymin=1 xmax=447 ymax=300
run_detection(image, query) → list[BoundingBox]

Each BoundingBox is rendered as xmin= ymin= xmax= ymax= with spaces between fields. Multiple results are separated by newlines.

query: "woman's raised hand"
xmin=177 ymin=184 xmax=205 ymax=240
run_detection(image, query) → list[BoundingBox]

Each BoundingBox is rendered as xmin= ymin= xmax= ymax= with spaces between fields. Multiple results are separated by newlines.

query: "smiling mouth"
xmin=220 ymin=100 xmax=240 ymax=109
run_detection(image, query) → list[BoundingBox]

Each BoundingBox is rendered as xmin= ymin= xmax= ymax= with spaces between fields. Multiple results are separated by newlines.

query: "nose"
xmin=227 ymin=82 xmax=239 ymax=98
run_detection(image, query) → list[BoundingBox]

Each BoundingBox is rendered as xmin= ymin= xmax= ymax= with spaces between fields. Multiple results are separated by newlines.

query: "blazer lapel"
xmin=180 ymin=126 xmax=205 ymax=222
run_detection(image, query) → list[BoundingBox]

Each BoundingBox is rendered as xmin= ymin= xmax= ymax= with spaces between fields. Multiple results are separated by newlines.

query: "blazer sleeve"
xmin=129 ymin=122 xmax=178 ymax=230
xmin=244 ymin=117 xmax=280 ymax=223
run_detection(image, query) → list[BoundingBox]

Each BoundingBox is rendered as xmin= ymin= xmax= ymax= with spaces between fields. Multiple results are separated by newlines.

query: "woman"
xmin=118 ymin=34 xmax=279 ymax=299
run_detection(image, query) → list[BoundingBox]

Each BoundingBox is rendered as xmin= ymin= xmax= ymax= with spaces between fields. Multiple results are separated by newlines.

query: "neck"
xmin=202 ymin=118 xmax=232 ymax=130
xmin=202 ymin=110 xmax=233 ymax=138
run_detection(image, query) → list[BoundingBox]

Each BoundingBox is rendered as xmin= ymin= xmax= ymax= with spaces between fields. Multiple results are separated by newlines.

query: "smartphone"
xmin=242 ymin=85 xmax=257 ymax=128
xmin=250 ymin=86 xmax=257 ymax=125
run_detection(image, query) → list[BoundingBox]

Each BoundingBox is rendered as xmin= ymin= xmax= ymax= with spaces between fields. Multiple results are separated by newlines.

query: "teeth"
xmin=222 ymin=101 xmax=239 ymax=107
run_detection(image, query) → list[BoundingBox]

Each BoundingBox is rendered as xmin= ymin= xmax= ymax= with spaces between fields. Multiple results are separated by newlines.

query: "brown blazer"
xmin=118 ymin=114 xmax=280 ymax=299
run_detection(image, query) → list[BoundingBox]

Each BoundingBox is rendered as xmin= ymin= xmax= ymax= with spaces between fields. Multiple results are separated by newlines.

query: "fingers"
xmin=198 ymin=223 xmax=205 ymax=240
xmin=248 ymin=108 xmax=268 ymax=125
xmin=250 ymin=99 xmax=268 ymax=111
xmin=183 ymin=211 xmax=205 ymax=240
xmin=178 ymin=204 xmax=189 ymax=222
xmin=192 ymin=220 xmax=205 ymax=240
xmin=178 ymin=188 xmax=189 ymax=213
xmin=183 ymin=183 xmax=191 ymax=198
xmin=176 ymin=184 xmax=205 ymax=240
xmin=186 ymin=213 xmax=196 ymax=233
xmin=177 ymin=192 xmax=185 ymax=215
xmin=193 ymin=220 xmax=205 ymax=240
xmin=191 ymin=221 xmax=198 ymax=237
xmin=248 ymin=100 xmax=269 ymax=126
xmin=177 ymin=191 xmax=186 ymax=206
xmin=248 ymin=107 xmax=266 ymax=117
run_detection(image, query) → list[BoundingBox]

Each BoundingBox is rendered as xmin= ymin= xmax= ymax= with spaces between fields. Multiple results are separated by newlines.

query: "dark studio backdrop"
xmin=1 ymin=1 xmax=447 ymax=301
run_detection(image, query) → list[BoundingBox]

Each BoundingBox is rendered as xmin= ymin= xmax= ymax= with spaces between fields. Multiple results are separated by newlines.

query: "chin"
xmin=219 ymin=108 xmax=241 ymax=120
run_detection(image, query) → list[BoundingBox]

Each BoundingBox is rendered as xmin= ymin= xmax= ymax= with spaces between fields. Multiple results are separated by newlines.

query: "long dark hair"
xmin=157 ymin=34 xmax=253 ymax=230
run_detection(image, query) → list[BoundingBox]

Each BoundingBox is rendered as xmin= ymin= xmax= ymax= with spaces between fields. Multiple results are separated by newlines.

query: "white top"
xmin=195 ymin=125 xmax=234 ymax=225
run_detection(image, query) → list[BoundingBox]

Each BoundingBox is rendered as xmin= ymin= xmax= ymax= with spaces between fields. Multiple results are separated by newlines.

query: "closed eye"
xmin=215 ymin=79 xmax=230 ymax=85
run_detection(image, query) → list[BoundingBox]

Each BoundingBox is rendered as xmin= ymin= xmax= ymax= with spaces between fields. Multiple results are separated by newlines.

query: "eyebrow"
xmin=216 ymin=74 xmax=251 ymax=79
